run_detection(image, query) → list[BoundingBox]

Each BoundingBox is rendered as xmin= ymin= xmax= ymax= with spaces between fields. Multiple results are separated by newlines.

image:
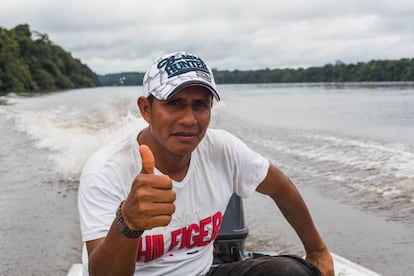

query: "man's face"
xmin=147 ymin=86 xmax=213 ymax=157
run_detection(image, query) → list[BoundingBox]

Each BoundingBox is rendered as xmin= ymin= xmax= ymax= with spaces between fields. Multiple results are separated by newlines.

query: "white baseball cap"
xmin=142 ymin=51 xmax=220 ymax=101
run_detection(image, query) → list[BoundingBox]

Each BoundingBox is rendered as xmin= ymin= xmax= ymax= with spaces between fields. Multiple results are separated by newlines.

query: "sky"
xmin=1 ymin=0 xmax=414 ymax=75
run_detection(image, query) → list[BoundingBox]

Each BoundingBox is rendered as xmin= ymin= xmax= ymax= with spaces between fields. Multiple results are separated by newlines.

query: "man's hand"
xmin=305 ymin=247 xmax=335 ymax=276
xmin=121 ymin=144 xmax=176 ymax=231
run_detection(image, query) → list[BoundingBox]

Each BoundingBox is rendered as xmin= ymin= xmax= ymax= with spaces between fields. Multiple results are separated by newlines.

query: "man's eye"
xmin=195 ymin=101 xmax=208 ymax=108
xmin=167 ymin=100 xmax=180 ymax=106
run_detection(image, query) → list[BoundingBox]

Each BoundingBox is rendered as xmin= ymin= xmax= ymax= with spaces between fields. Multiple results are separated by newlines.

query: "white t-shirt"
xmin=78 ymin=128 xmax=269 ymax=275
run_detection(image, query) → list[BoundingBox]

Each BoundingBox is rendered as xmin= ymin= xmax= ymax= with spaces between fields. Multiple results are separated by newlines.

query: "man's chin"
xmin=169 ymin=143 xmax=199 ymax=156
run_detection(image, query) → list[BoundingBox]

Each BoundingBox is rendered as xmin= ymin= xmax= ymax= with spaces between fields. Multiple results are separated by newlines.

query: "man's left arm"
xmin=256 ymin=164 xmax=334 ymax=276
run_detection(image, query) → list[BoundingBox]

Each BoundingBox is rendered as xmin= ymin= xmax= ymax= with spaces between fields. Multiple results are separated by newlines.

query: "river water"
xmin=1 ymin=83 xmax=413 ymax=275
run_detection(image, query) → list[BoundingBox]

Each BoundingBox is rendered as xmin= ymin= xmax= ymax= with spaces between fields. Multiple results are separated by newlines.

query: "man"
xmin=78 ymin=51 xmax=334 ymax=275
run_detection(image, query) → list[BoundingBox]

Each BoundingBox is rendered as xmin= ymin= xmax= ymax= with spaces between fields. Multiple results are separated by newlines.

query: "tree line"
xmin=0 ymin=24 xmax=99 ymax=94
xmin=99 ymin=58 xmax=414 ymax=86
xmin=2 ymin=24 xmax=414 ymax=93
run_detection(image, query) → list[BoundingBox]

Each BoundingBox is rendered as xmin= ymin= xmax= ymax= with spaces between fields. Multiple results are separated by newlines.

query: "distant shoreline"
xmin=3 ymin=80 xmax=414 ymax=97
xmin=98 ymin=58 xmax=414 ymax=86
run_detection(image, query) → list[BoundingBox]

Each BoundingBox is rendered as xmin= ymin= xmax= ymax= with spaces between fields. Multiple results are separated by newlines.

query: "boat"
xmin=67 ymin=195 xmax=382 ymax=276
xmin=66 ymin=253 xmax=381 ymax=276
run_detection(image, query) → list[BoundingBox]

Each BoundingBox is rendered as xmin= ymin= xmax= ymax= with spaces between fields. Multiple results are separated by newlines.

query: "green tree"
xmin=0 ymin=24 xmax=99 ymax=93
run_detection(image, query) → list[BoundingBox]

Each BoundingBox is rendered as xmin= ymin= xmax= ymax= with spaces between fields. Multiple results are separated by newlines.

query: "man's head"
xmin=142 ymin=51 xmax=220 ymax=102
xmin=138 ymin=52 xmax=219 ymax=157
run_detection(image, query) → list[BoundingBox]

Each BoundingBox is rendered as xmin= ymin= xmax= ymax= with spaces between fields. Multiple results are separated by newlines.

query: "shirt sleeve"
xmin=78 ymin=170 xmax=125 ymax=242
xmin=218 ymin=130 xmax=270 ymax=198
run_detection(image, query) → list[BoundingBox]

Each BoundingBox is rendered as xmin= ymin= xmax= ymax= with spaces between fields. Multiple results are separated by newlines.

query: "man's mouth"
xmin=174 ymin=132 xmax=196 ymax=136
xmin=173 ymin=132 xmax=197 ymax=141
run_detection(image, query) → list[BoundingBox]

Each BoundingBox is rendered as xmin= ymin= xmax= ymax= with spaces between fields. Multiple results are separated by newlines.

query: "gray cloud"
xmin=1 ymin=0 xmax=414 ymax=74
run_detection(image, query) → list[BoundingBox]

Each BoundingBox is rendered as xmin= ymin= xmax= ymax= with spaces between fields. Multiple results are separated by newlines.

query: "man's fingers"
xmin=147 ymin=215 xmax=174 ymax=228
xmin=151 ymin=189 xmax=176 ymax=203
xmin=139 ymin=144 xmax=155 ymax=174
xmin=145 ymin=203 xmax=176 ymax=216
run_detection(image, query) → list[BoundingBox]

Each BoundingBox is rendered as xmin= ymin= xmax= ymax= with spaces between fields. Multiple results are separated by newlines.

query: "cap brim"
xmin=165 ymin=80 xmax=220 ymax=101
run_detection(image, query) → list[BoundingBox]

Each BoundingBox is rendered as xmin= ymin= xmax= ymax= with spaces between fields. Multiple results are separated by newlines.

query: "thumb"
xmin=139 ymin=144 xmax=155 ymax=174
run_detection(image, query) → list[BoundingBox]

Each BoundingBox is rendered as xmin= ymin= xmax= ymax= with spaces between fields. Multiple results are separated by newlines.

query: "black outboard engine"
xmin=213 ymin=194 xmax=249 ymax=264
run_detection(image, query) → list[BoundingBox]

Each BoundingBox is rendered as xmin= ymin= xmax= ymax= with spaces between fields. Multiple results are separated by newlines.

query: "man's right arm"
xmin=85 ymin=145 xmax=176 ymax=276
xmin=87 ymin=221 xmax=140 ymax=276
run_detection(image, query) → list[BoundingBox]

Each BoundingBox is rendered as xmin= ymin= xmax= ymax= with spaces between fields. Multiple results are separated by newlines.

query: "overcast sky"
xmin=1 ymin=0 xmax=414 ymax=75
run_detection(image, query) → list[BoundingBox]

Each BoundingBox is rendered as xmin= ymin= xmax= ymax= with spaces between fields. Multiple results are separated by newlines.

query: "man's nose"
xmin=179 ymin=106 xmax=196 ymax=125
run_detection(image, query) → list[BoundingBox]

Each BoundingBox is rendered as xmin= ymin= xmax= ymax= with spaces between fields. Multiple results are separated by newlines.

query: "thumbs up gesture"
xmin=140 ymin=144 xmax=155 ymax=175
xmin=120 ymin=145 xmax=176 ymax=231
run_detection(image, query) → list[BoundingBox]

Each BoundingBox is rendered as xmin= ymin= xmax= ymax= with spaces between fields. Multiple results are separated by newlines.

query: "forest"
xmin=2 ymin=24 xmax=414 ymax=93
xmin=99 ymin=58 xmax=414 ymax=86
xmin=0 ymin=24 xmax=99 ymax=93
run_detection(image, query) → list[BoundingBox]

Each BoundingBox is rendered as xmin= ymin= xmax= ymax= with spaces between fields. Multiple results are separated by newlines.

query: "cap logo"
xmin=157 ymin=54 xmax=210 ymax=78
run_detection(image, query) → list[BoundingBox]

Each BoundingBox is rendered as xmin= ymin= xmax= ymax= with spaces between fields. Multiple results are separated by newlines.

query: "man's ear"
xmin=137 ymin=96 xmax=151 ymax=123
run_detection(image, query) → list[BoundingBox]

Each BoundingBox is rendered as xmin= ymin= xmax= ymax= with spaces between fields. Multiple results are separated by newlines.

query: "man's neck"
xmin=137 ymin=128 xmax=191 ymax=181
